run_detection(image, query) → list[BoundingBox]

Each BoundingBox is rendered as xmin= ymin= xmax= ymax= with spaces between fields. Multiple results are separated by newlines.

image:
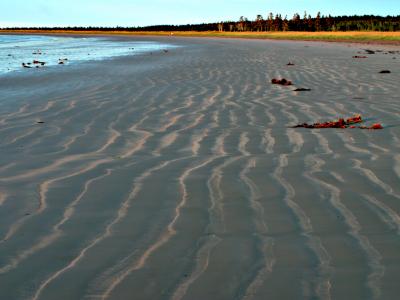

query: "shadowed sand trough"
xmin=0 ymin=36 xmax=399 ymax=300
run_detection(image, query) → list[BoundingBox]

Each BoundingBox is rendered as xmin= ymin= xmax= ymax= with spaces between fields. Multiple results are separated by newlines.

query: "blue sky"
xmin=0 ymin=0 xmax=399 ymax=27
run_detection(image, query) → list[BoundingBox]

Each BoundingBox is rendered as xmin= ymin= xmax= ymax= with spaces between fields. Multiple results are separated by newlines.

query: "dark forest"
xmin=2 ymin=13 xmax=399 ymax=32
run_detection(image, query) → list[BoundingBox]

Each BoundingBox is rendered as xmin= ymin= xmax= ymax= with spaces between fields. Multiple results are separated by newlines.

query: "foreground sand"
xmin=0 ymin=36 xmax=399 ymax=300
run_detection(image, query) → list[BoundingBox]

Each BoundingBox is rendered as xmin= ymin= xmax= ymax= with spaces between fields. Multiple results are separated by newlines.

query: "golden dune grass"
xmin=2 ymin=30 xmax=400 ymax=43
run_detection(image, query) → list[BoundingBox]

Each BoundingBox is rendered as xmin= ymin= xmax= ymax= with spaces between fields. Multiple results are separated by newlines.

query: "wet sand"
xmin=0 ymin=36 xmax=399 ymax=300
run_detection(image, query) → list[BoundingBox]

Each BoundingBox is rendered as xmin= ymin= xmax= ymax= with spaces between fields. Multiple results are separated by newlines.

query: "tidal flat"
xmin=0 ymin=35 xmax=399 ymax=300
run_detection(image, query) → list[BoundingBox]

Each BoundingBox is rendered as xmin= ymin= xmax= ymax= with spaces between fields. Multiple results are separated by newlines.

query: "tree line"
xmin=218 ymin=13 xmax=400 ymax=32
xmin=2 ymin=13 xmax=399 ymax=32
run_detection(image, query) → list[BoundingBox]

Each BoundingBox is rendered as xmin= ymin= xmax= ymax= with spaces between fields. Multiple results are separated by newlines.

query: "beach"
xmin=0 ymin=35 xmax=399 ymax=299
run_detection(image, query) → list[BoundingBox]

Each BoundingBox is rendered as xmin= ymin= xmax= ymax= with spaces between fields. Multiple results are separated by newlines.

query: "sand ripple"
xmin=0 ymin=37 xmax=399 ymax=300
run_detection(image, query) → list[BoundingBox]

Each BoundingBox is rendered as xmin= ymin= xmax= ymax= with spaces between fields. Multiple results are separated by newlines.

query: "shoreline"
xmin=1 ymin=30 xmax=400 ymax=46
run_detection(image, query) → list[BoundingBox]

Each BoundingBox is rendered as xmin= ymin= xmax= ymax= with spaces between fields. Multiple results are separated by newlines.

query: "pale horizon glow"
xmin=0 ymin=0 xmax=399 ymax=28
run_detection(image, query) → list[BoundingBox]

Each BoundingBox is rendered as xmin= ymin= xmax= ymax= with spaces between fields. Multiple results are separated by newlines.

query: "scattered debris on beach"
xmin=22 ymin=60 xmax=46 ymax=68
xmin=356 ymin=49 xmax=400 ymax=58
xmin=33 ymin=60 xmax=46 ymax=66
xmin=271 ymin=78 xmax=292 ymax=86
xmin=364 ymin=49 xmax=375 ymax=54
xmin=292 ymin=115 xmax=383 ymax=130
xmin=292 ymin=115 xmax=362 ymax=129
xmin=379 ymin=70 xmax=391 ymax=74
xmin=293 ymin=88 xmax=311 ymax=91
xmin=360 ymin=123 xmax=383 ymax=129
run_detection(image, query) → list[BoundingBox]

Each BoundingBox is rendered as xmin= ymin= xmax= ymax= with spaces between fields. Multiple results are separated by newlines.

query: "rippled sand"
xmin=0 ymin=36 xmax=399 ymax=300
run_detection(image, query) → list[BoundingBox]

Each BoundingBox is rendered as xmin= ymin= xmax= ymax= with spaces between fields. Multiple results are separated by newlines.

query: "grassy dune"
xmin=2 ymin=30 xmax=400 ymax=43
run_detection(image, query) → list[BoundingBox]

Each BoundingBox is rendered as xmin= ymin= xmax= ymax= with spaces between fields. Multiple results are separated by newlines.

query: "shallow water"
xmin=0 ymin=34 xmax=175 ymax=74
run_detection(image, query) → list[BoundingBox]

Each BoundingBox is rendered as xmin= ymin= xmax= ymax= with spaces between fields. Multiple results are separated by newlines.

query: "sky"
xmin=0 ymin=0 xmax=399 ymax=28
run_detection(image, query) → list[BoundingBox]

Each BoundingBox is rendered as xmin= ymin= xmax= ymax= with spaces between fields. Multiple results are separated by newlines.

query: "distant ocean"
xmin=0 ymin=34 xmax=175 ymax=75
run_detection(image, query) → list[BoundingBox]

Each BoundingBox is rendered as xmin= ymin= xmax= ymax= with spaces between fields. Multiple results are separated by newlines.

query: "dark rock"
xmin=33 ymin=60 xmax=45 ymax=65
xmin=294 ymin=88 xmax=311 ymax=91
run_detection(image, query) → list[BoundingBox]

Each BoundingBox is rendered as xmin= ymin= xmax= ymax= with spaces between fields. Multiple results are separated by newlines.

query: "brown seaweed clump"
xmin=271 ymin=78 xmax=292 ymax=86
xmin=292 ymin=115 xmax=374 ymax=129
xmin=359 ymin=123 xmax=383 ymax=130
